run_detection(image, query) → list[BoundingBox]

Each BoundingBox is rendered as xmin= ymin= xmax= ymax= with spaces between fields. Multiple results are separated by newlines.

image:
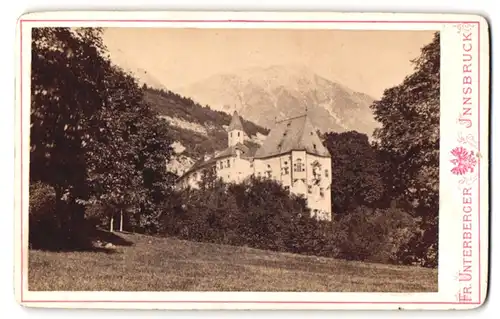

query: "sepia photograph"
xmin=15 ymin=11 xmax=489 ymax=310
xmin=27 ymin=26 xmax=439 ymax=292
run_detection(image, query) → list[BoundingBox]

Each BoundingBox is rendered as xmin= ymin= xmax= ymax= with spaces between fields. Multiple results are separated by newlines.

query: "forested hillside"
xmin=143 ymin=86 xmax=269 ymax=160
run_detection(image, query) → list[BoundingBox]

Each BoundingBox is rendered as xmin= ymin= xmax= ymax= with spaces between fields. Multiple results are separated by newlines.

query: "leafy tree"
xmin=370 ymin=32 xmax=440 ymax=267
xmin=30 ymin=27 xmax=112 ymax=245
xmin=84 ymin=65 xmax=141 ymax=229
xmin=198 ymin=166 xmax=219 ymax=191
xmin=127 ymin=108 xmax=174 ymax=234
xmin=323 ymin=131 xmax=385 ymax=215
xmin=30 ymin=27 xmax=175 ymax=247
xmin=234 ymin=176 xmax=301 ymax=250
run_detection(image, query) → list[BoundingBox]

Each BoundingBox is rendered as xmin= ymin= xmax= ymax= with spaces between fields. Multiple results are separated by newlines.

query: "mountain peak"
xmin=260 ymin=63 xmax=312 ymax=74
xmin=237 ymin=64 xmax=322 ymax=84
xmin=175 ymin=65 xmax=379 ymax=137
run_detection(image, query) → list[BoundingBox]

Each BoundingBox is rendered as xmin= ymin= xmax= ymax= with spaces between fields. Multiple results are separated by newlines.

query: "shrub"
xmin=334 ymin=206 xmax=385 ymax=261
xmin=29 ymin=182 xmax=59 ymax=249
xmin=158 ymin=175 xmax=343 ymax=259
xmin=394 ymin=215 xmax=438 ymax=268
xmin=332 ymin=206 xmax=419 ymax=264
xmin=29 ymin=182 xmax=100 ymax=250
xmin=155 ymin=173 xmax=429 ymax=267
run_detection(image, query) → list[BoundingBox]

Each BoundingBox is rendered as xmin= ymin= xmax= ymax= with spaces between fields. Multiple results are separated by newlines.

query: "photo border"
xmin=14 ymin=11 xmax=489 ymax=310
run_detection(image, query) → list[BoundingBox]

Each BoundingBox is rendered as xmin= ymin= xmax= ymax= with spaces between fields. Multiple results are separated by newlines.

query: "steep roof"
xmin=215 ymin=142 xmax=251 ymax=159
xmin=227 ymin=111 xmax=245 ymax=132
xmin=254 ymin=114 xmax=330 ymax=159
xmin=180 ymin=142 xmax=258 ymax=178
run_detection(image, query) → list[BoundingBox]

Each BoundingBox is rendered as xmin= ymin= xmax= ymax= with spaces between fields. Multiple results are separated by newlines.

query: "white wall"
xmin=228 ymin=129 xmax=245 ymax=147
xmin=216 ymin=153 xmax=252 ymax=184
xmin=290 ymin=151 xmax=307 ymax=197
xmin=305 ymin=153 xmax=332 ymax=221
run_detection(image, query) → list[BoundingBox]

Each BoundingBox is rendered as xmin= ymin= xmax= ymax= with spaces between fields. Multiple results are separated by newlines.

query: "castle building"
xmin=177 ymin=110 xmax=332 ymax=221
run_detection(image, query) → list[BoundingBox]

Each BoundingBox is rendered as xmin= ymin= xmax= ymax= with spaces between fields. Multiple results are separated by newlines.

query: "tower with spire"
xmin=227 ymin=110 xmax=246 ymax=147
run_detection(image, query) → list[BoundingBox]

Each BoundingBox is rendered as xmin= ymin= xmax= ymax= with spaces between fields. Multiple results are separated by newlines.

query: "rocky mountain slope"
xmin=175 ymin=64 xmax=380 ymax=137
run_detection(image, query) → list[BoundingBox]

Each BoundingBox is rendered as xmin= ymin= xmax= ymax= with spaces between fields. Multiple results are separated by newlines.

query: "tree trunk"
xmin=110 ymin=214 xmax=114 ymax=232
xmin=119 ymin=209 xmax=123 ymax=232
xmin=53 ymin=186 xmax=64 ymax=231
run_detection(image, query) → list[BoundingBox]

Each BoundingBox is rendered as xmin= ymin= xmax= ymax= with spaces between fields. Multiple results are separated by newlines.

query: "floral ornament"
xmin=453 ymin=23 xmax=476 ymax=34
xmin=457 ymin=132 xmax=479 ymax=150
xmin=450 ymin=146 xmax=477 ymax=175
xmin=454 ymin=133 xmax=480 ymax=187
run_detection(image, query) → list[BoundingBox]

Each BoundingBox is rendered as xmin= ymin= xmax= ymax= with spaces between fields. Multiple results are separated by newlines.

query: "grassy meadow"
xmin=29 ymin=232 xmax=438 ymax=292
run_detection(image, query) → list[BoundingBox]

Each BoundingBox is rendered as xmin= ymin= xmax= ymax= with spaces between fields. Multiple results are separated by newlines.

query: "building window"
xmin=320 ymin=188 xmax=325 ymax=198
xmin=325 ymin=169 xmax=329 ymax=178
xmin=282 ymin=166 xmax=289 ymax=175
xmin=282 ymin=161 xmax=290 ymax=174
xmin=230 ymin=132 xmax=232 ymax=137
xmin=238 ymin=132 xmax=240 ymax=137
xmin=308 ymin=185 xmax=312 ymax=194
xmin=227 ymin=159 xmax=230 ymax=168
xmin=294 ymin=158 xmax=304 ymax=172
xmin=219 ymin=161 xmax=223 ymax=170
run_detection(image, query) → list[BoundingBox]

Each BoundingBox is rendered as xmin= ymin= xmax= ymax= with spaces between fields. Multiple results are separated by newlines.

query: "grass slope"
xmin=29 ymin=232 xmax=437 ymax=292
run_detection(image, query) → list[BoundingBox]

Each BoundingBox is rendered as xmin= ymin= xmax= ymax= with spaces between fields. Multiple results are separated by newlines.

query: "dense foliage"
xmin=323 ymin=131 xmax=385 ymax=216
xmin=317 ymin=33 xmax=440 ymax=268
xmin=369 ymin=32 xmax=440 ymax=268
xmin=154 ymin=172 xmax=417 ymax=264
xmin=30 ymin=27 xmax=174 ymax=249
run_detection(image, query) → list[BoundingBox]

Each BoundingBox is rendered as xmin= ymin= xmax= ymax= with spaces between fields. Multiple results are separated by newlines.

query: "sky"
xmin=102 ymin=28 xmax=435 ymax=99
